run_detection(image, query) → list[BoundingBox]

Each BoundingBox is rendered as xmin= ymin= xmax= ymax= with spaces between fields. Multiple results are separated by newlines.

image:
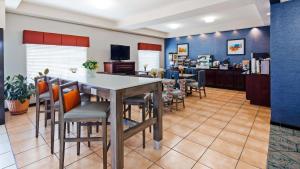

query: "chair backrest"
xmin=162 ymin=79 xmax=175 ymax=101
xmin=185 ymin=68 xmax=196 ymax=74
xmin=179 ymin=79 xmax=187 ymax=97
xmin=34 ymin=76 xmax=49 ymax=96
xmin=48 ymin=78 xmax=60 ymax=104
xmin=59 ymin=81 xmax=81 ymax=114
xmin=198 ymin=70 xmax=206 ymax=87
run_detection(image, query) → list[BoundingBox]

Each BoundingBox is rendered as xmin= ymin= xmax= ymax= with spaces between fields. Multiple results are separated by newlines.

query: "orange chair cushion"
xmin=52 ymin=85 xmax=59 ymax=102
xmin=63 ymin=89 xmax=80 ymax=112
xmin=38 ymin=81 xmax=48 ymax=94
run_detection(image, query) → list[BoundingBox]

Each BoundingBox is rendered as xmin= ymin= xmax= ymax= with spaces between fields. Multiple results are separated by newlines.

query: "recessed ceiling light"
xmin=167 ymin=23 xmax=181 ymax=30
xmin=203 ymin=16 xmax=216 ymax=23
xmin=89 ymin=0 xmax=115 ymax=9
xmin=267 ymin=12 xmax=271 ymax=16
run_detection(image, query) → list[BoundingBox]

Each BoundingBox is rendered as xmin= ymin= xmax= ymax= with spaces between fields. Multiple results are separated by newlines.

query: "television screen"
xmin=111 ymin=45 xmax=130 ymax=60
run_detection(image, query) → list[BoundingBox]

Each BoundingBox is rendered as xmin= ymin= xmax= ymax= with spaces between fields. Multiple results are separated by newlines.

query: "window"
xmin=138 ymin=50 xmax=160 ymax=71
xmin=26 ymin=44 xmax=87 ymax=82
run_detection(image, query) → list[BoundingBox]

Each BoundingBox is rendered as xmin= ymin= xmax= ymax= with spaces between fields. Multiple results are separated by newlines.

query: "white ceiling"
xmin=5 ymin=0 xmax=270 ymax=38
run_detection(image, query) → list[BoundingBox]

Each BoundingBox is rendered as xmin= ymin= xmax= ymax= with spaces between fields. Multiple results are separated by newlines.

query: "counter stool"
xmin=123 ymin=94 xmax=152 ymax=148
xmin=58 ymin=81 xmax=110 ymax=169
xmin=35 ymin=76 xmax=51 ymax=137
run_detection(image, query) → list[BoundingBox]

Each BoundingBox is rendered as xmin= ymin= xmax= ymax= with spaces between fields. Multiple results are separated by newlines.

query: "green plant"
xmin=4 ymin=75 xmax=35 ymax=103
xmin=83 ymin=60 xmax=98 ymax=71
xmin=38 ymin=68 xmax=49 ymax=76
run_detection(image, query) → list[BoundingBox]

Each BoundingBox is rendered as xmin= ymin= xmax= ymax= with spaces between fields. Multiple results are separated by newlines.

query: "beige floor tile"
xmin=0 ymin=152 xmax=16 ymax=168
xmin=124 ymin=151 xmax=153 ymax=169
xmin=196 ymin=124 xmax=222 ymax=137
xmin=211 ymin=114 xmax=233 ymax=122
xmin=55 ymin=143 xmax=94 ymax=167
xmin=161 ymin=131 xmax=183 ymax=148
xmin=192 ymin=163 xmax=211 ymax=169
xmin=224 ymin=123 xmax=251 ymax=136
xmin=236 ymin=161 xmax=259 ymax=169
xmin=15 ymin=144 xmax=51 ymax=168
xmin=186 ymin=131 xmax=215 ymax=147
xmin=11 ymin=137 xmax=46 ymax=155
xmin=209 ymin=138 xmax=243 ymax=159
xmin=173 ymin=139 xmax=207 ymax=161
xmin=148 ymin=164 xmax=163 ymax=169
xmin=157 ymin=150 xmax=196 ymax=169
xmin=166 ymin=124 xmax=194 ymax=137
xmin=203 ymin=118 xmax=227 ymax=129
xmin=248 ymin=129 xmax=270 ymax=142
xmin=135 ymin=141 xmax=170 ymax=162
xmin=240 ymin=148 xmax=268 ymax=169
xmin=244 ymin=137 xmax=269 ymax=154
xmin=22 ymin=155 xmax=59 ymax=169
xmin=124 ymin=133 xmax=150 ymax=149
xmin=218 ymin=130 xmax=247 ymax=146
xmin=66 ymin=153 xmax=108 ymax=169
xmin=178 ymin=118 xmax=201 ymax=129
xmin=199 ymin=149 xmax=237 ymax=169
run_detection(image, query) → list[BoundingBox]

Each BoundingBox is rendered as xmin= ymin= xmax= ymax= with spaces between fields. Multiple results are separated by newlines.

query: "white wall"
xmin=4 ymin=13 xmax=165 ymax=77
xmin=0 ymin=0 xmax=5 ymax=29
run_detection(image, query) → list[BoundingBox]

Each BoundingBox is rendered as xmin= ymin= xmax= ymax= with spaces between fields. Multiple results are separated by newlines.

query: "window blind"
xmin=26 ymin=44 xmax=87 ymax=82
xmin=138 ymin=50 xmax=160 ymax=71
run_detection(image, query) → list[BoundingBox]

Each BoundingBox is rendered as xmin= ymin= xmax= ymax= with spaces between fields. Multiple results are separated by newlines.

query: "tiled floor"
xmin=0 ymin=125 xmax=17 ymax=169
xmin=2 ymin=87 xmax=272 ymax=169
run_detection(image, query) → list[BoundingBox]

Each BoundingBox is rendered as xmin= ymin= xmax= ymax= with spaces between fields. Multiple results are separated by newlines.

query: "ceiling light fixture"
xmin=267 ymin=12 xmax=271 ymax=16
xmin=167 ymin=23 xmax=181 ymax=30
xmin=203 ymin=16 xmax=216 ymax=23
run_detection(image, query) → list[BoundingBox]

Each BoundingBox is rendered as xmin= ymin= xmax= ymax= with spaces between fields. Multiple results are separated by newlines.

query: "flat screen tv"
xmin=111 ymin=45 xmax=130 ymax=60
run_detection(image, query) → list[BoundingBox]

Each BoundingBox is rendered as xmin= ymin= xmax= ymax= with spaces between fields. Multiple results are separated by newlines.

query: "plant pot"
xmin=87 ymin=69 xmax=96 ymax=77
xmin=6 ymin=99 xmax=30 ymax=115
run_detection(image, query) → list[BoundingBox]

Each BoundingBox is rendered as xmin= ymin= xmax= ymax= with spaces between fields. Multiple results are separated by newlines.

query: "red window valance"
xmin=23 ymin=30 xmax=90 ymax=47
xmin=138 ymin=43 xmax=161 ymax=51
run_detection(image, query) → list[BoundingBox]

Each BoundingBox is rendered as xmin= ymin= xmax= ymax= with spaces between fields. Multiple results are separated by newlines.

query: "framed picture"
xmin=227 ymin=38 xmax=245 ymax=55
xmin=177 ymin=43 xmax=189 ymax=56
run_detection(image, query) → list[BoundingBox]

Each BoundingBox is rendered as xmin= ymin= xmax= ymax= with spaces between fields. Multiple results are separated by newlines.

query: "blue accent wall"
xmin=271 ymin=0 xmax=300 ymax=128
xmin=164 ymin=26 xmax=270 ymax=68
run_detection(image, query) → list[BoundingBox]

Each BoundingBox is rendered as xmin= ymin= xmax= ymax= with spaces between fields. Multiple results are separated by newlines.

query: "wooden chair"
xmin=58 ymin=81 xmax=110 ymax=169
xmin=34 ymin=76 xmax=50 ymax=137
xmin=188 ymin=70 xmax=206 ymax=98
xmin=172 ymin=79 xmax=186 ymax=110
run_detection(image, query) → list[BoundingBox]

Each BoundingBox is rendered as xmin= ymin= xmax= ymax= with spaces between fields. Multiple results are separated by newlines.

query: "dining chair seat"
xmin=39 ymin=92 xmax=50 ymax=100
xmin=64 ymin=102 xmax=110 ymax=122
xmin=188 ymin=82 xmax=199 ymax=88
xmin=124 ymin=94 xmax=150 ymax=105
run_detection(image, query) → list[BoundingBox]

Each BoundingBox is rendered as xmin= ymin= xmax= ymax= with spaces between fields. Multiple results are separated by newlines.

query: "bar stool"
xmin=123 ymin=94 xmax=152 ymax=148
xmin=58 ymin=81 xmax=110 ymax=169
xmin=34 ymin=76 xmax=51 ymax=137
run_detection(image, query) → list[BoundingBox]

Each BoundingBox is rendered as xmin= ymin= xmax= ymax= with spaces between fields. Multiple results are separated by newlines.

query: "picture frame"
xmin=177 ymin=43 xmax=189 ymax=56
xmin=227 ymin=38 xmax=245 ymax=55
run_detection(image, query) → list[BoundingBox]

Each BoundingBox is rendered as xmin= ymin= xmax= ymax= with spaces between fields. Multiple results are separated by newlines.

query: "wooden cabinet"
xmin=104 ymin=62 xmax=135 ymax=75
xmin=246 ymin=74 xmax=270 ymax=107
xmin=204 ymin=69 xmax=245 ymax=91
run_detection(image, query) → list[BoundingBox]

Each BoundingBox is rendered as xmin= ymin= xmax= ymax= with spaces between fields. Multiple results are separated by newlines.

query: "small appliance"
xmin=196 ymin=55 xmax=213 ymax=69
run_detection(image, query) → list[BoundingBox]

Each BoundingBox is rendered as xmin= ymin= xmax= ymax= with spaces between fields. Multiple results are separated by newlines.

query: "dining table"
xmin=179 ymin=73 xmax=196 ymax=79
xmin=55 ymin=72 xmax=163 ymax=169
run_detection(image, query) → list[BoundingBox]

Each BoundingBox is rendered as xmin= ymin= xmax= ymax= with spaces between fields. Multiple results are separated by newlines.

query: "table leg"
xmin=153 ymin=82 xmax=163 ymax=149
xmin=110 ymin=90 xmax=124 ymax=169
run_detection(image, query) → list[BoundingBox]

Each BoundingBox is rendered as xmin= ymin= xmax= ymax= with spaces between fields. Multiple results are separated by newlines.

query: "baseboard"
xmin=271 ymin=121 xmax=300 ymax=131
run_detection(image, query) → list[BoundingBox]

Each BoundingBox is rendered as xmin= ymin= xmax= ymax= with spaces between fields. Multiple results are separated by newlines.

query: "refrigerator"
xmin=0 ymin=28 xmax=4 ymax=124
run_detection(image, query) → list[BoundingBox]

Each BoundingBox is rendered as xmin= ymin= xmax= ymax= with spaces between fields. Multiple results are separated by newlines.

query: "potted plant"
xmin=83 ymin=60 xmax=98 ymax=76
xmin=4 ymin=75 xmax=35 ymax=115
